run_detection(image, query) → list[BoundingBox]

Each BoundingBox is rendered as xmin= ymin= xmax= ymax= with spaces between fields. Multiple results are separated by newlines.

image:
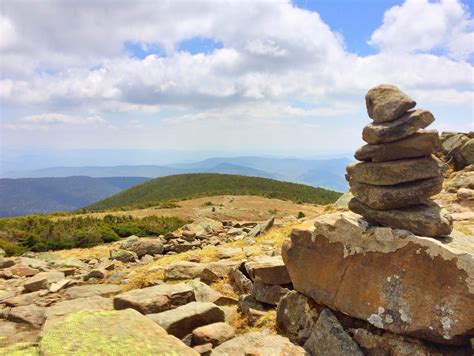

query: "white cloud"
xmin=0 ymin=0 xmax=473 ymax=152
xmin=369 ymin=0 xmax=474 ymax=60
xmin=5 ymin=113 xmax=109 ymax=130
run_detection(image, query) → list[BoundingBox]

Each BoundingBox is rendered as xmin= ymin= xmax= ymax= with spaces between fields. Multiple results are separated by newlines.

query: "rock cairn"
xmin=346 ymin=84 xmax=453 ymax=237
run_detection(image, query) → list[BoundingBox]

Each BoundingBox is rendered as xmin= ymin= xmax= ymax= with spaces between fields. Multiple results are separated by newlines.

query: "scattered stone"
xmin=276 ymin=290 xmax=320 ymax=345
xmin=247 ymin=216 xmax=275 ymax=239
xmin=365 ymin=84 xmax=416 ymax=123
xmin=282 ymin=212 xmax=474 ymax=344
xmin=5 ymin=305 xmax=46 ymax=328
xmin=186 ymin=254 xmax=201 ymax=263
xmin=49 ymin=279 xmax=72 ymax=293
xmin=362 ymin=109 xmax=434 ymax=144
xmin=355 ymin=130 xmax=441 ymax=162
xmin=303 ymin=309 xmax=363 ymax=356
xmin=84 ymin=267 xmax=107 ymax=281
xmin=349 ymin=176 xmax=443 ymax=210
xmin=0 ymin=259 xmax=15 ymax=269
xmin=192 ymin=322 xmax=235 ymax=346
xmin=164 ymin=261 xmax=206 ymax=281
xmin=251 ymin=281 xmax=289 ymax=306
xmin=230 ymin=268 xmax=253 ymax=294
xmin=4 ymin=291 xmax=43 ymax=307
xmin=19 ymin=257 xmax=47 ymax=270
xmin=113 ymin=283 xmax=195 ymax=314
xmin=200 ymin=260 xmax=242 ymax=284
xmin=211 ymin=331 xmax=265 ymax=355
xmin=245 ymin=334 xmax=308 ymax=356
xmin=349 ymin=198 xmax=453 ymax=237
xmin=182 ymin=218 xmax=224 ymax=236
xmin=121 ymin=237 xmax=164 ymax=257
xmin=238 ymin=294 xmax=271 ymax=319
xmin=0 ymin=290 xmax=16 ymax=302
xmin=140 ymin=254 xmax=154 ymax=264
xmin=40 ymin=309 xmax=198 ymax=355
xmin=8 ymin=265 xmax=39 ymax=277
xmin=457 ymin=188 xmax=474 ymax=201
xmin=193 ymin=342 xmax=213 ymax=355
xmin=110 ymin=249 xmax=137 ymax=263
xmin=24 ymin=271 xmax=65 ymax=292
xmin=65 ymin=284 xmax=122 ymax=299
xmin=148 ymin=302 xmax=225 ymax=339
xmin=245 ymin=256 xmax=290 ymax=285
xmin=186 ymin=280 xmax=237 ymax=306
xmin=346 ymin=155 xmax=446 ymax=186
xmin=217 ymin=247 xmax=242 ymax=259
xmin=51 ymin=258 xmax=87 ymax=269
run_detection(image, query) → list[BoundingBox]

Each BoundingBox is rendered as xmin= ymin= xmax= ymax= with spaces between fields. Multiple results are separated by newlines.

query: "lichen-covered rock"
xmin=355 ymin=130 xmax=441 ymax=163
xmin=282 ymin=213 xmax=474 ymax=345
xmin=365 ymin=85 xmax=416 ymax=123
xmin=349 ymin=198 xmax=453 ymax=237
xmin=276 ymin=291 xmax=320 ymax=345
xmin=303 ymin=309 xmax=363 ymax=356
xmin=113 ymin=283 xmax=195 ymax=314
xmin=362 ymin=109 xmax=434 ymax=144
xmin=349 ymin=176 xmax=443 ymax=210
xmin=40 ymin=309 xmax=198 ymax=355
xmin=0 ymin=342 xmax=39 ymax=356
xmin=148 ymin=302 xmax=225 ymax=339
xmin=109 ymin=249 xmax=137 ymax=263
xmin=346 ymin=156 xmax=446 ymax=186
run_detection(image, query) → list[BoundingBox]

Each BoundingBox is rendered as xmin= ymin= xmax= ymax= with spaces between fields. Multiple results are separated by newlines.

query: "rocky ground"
xmin=0 ymin=162 xmax=472 ymax=355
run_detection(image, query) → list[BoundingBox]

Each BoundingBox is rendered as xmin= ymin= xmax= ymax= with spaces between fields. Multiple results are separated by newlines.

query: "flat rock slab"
xmin=24 ymin=271 xmax=65 ymax=292
xmin=362 ymin=109 xmax=434 ymax=144
xmin=211 ymin=331 xmax=264 ymax=356
xmin=192 ymin=322 xmax=235 ymax=346
xmin=113 ymin=283 xmax=195 ymax=314
xmin=65 ymin=284 xmax=122 ymax=299
xmin=148 ymin=301 xmax=225 ymax=339
xmin=349 ymin=198 xmax=453 ymax=237
xmin=365 ymin=85 xmax=416 ymax=123
xmin=303 ymin=308 xmax=363 ymax=356
xmin=0 ymin=320 xmax=40 ymax=347
xmin=5 ymin=305 xmax=46 ymax=328
xmin=245 ymin=256 xmax=291 ymax=285
xmin=347 ymin=156 xmax=446 ymax=186
xmin=45 ymin=296 xmax=113 ymax=321
xmin=350 ymin=176 xmax=443 ymax=210
xmin=282 ymin=212 xmax=474 ymax=344
xmin=40 ymin=309 xmax=198 ymax=355
xmin=251 ymin=281 xmax=290 ymax=306
xmin=164 ymin=261 xmax=205 ymax=281
xmin=355 ymin=130 xmax=440 ymax=162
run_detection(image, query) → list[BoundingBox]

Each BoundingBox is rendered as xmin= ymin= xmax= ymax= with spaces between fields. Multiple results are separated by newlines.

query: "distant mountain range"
xmin=0 ymin=176 xmax=149 ymax=217
xmin=2 ymin=156 xmax=351 ymax=191
xmin=0 ymin=156 xmax=351 ymax=217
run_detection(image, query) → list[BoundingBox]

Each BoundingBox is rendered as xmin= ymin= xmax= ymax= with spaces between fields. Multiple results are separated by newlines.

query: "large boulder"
xmin=355 ymin=130 xmax=440 ymax=163
xmin=348 ymin=199 xmax=453 ymax=237
xmin=40 ymin=309 xmax=198 ymax=355
xmin=114 ymin=283 xmax=195 ymax=314
xmin=365 ymin=85 xmax=416 ymax=123
xmin=362 ymin=109 xmax=434 ymax=144
xmin=148 ymin=302 xmax=225 ymax=339
xmin=349 ymin=176 xmax=443 ymax=210
xmin=346 ymin=156 xmax=446 ymax=186
xmin=120 ymin=236 xmax=163 ymax=257
xmin=282 ymin=213 xmax=474 ymax=345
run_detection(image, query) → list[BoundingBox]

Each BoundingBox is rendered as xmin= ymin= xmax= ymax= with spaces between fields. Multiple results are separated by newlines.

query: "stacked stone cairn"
xmin=346 ymin=84 xmax=453 ymax=237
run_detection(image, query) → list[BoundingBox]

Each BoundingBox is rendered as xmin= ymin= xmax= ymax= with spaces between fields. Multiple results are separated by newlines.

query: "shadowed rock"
xmin=349 ymin=176 xmax=443 ymax=210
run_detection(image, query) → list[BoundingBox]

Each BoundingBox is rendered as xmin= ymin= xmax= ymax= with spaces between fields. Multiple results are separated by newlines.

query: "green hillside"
xmin=87 ymin=173 xmax=342 ymax=211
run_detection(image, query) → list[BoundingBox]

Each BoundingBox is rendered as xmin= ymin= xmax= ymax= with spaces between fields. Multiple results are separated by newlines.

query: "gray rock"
xmin=355 ymin=130 xmax=441 ymax=163
xmin=84 ymin=268 xmax=107 ymax=281
xmin=4 ymin=291 xmax=43 ymax=307
xmin=347 ymin=156 xmax=446 ymax=186
xmin=5 ymin=305 xmax=45 ymax=328
xmin=230 ymin=268 xmax=253 ymax=294
xmin=303 ymin=309 xmax=363 ymax=356
xmin=164 ymin=261 xmax=205 ymax=281
xmin=276 ymin=291 xmax=320 ymax=345
xmin=200 ymin=260 xmax=241 ymax=284
xmin=120 ymin=237 xmax=164 ymax=257
xmin=362 ymin=109 xmax=434 ymax=144
xmin=65 ymin=284 xmax=122 ymax=299
xmin=349 ymin=176 xmax=443 ymax=210
xmin=186 ymin=280 xmax=238 ymax=306
xmin=457 ymin=188 xmax=474 ymax=201
xmin=110 ymin=249 xmax=137 ymax=263
xmin=44 ymin=296 xmax=113 ymax=321
xmin=24 ymin=271 xmax=65 ymax=292
xmin=349 ymin=198 xmax=453 ymax=237
xmin=113 ymin=283 xmax=195 ymax=314
xmin=251 ymin=281 xmax=289 ymax=306
xmin=217 ymin=248 xmax=242 ymax=259
xmin=365 ymin=85 xmax=416 ymax=123
xmin=148 ymin=302 xmax=225 ymax=339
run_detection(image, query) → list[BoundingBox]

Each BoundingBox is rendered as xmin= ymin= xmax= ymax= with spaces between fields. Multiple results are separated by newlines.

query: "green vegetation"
xmin=0 ymin=214 xmax=187 ymax=256
xmin=87 ymin=173 xmax=342 ymax=211
xmin=297 ymin=211 xmax=305 ymax=219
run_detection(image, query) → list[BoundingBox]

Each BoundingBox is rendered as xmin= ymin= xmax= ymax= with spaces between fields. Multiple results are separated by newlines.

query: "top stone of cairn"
xmin=366 ymin=84 xmax=416 ymax=123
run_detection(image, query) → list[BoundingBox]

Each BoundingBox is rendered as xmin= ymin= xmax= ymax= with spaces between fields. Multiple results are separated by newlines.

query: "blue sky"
xmin=0 ymin=0 xmax=473 ymax=170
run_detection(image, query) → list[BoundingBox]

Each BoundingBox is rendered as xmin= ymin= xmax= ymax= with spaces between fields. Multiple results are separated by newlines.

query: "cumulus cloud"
xmin=369 ymin=0 xmax=474 ymax=60
xmin=0 ymin=0 xmax=472 ymax=151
